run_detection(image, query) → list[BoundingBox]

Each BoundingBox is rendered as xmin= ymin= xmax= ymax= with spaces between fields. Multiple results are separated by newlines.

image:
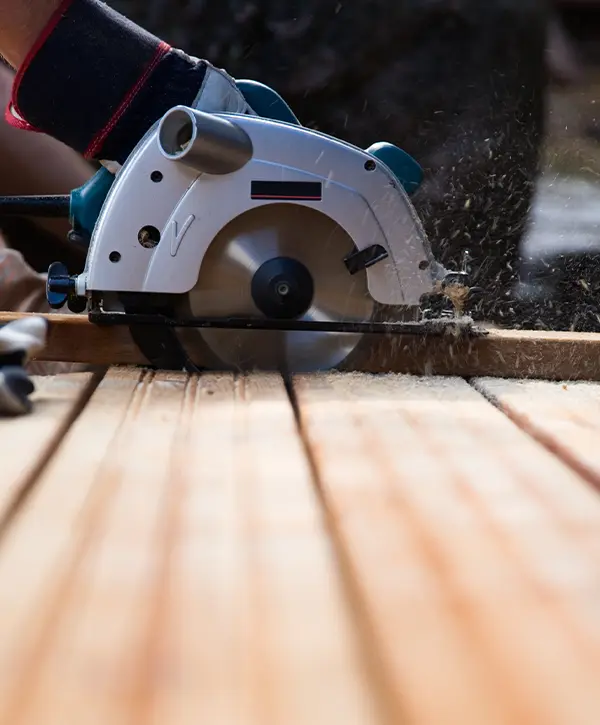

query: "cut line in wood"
xmin=292 ymin=371 xmax=600 ymax=725
xmin=2 ymin=311 xmax=600 ymax=380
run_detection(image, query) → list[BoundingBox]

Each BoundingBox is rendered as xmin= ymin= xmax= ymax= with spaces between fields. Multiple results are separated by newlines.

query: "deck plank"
xmin=474 ymin=377 xmax=600 ymax=489
xmin=0 ymin=372 xmax=98 ymax=523
xmin=0 ymin=367 xmax=145 ymax=725
xmin=5 ymin=311 xmax=600 ymax=380
xmin=292 ymin=371 xmax=600 ymax=725
xmin=0 ymin=368 xmax=381 ymax=725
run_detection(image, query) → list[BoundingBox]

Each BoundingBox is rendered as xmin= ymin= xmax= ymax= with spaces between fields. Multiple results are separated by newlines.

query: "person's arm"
xmin=0 ymin=63 xmax=92 ymax=241
xmin=0 ymin=0 xmax=254 ymax=167
xmin=0 ymin=0 xmax=62 ymax=69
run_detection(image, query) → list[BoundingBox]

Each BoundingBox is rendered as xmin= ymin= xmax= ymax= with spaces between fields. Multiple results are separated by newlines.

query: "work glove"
xmin=0 ymin=316 xmax=47 ymax=415
xmin=5 ymin=0 xmax=255 ymax=169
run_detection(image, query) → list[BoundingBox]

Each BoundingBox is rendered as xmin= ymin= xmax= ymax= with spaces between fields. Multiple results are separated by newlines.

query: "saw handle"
xmin=236 ymin=80 xmax=301 ymax=126
xmin=0 ymin=166 xmax=115 ymax=246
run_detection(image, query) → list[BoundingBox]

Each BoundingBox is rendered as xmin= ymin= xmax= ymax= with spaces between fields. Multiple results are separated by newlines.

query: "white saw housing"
xmin=77 ymin=105 xmax=446 ymax=309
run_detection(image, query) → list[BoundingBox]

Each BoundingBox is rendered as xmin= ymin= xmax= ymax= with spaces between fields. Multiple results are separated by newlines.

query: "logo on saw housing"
xmin=250 ymin=181 xmax=322 ymax=201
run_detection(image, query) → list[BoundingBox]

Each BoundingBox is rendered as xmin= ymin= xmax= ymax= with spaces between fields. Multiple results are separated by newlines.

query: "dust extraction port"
xmin=157 ymin=106 xmax=253 ymax=176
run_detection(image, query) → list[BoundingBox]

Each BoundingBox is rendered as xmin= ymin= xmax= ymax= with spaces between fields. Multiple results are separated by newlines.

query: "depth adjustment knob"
xmin=46 ymin=261 xmax=87 ymax=312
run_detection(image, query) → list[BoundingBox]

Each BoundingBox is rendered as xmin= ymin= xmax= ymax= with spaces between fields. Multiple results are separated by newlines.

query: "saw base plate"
xmin=90 ymin=309 xmax=486 ymax=338
xmin=89 ymin=304 xmax=488 ymax=373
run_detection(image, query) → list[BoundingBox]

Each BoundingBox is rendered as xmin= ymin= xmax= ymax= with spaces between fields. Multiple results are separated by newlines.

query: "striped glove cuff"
xmin=5 ymin=0 xmax=254 ymax=164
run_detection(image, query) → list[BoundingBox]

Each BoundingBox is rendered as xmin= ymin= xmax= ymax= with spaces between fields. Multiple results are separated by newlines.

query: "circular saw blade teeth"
xmin=174 ymin=203 xmax=375 ymax=372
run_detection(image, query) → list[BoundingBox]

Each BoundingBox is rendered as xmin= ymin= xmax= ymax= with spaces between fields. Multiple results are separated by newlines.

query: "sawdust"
xmin=432 ymin=281 xmax=471 ymax=317
xmin=443 ymin=284 xmax=470 ymax=317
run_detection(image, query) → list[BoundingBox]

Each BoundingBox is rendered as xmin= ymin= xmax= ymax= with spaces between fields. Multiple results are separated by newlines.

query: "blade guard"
xmin=79 ymin=102 xmax=440 ymax=310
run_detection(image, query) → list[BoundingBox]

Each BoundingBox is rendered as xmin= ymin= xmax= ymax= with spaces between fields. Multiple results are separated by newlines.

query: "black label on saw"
xmin=251 ymin=181 xmax=322 ymax=201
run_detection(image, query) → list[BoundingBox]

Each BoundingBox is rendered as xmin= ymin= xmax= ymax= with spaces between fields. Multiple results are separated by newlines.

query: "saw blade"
xmin=174 ymin=203 xmax=375 ymax=372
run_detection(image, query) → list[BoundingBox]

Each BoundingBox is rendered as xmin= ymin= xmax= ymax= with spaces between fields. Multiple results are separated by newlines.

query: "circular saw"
xmin=0 ymin=80 xmax=477 ymax=373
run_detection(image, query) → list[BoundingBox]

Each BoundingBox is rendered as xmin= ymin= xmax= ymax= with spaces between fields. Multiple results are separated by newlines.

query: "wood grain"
xmin=474 ymin=377 xmax=600 ymax=490
xmin=3 ymin=311 xmax=600 ymax=380
xmin=0 ymin=372 xmax=97 ymax=524
xmin=0 ymin=367 xmax=145 ymax=725
xmin=292 ymin=371 xmax=600 ymax=725
xmin=354 ymin=326 xmax=600 ymax=380
xmin=0 ymin=312 xmax=144 ymax=366
xmin=0 ymin=367 xmax=381 ymax=725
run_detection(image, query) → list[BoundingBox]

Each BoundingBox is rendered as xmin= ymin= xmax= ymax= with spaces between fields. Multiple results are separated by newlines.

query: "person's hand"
xmin=0 ymin=316 xmax=47 ymax=415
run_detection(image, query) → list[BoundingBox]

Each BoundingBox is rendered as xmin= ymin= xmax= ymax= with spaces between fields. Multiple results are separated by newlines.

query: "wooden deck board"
xmin=292 ymin=372 xmax=600 ymax=725
xmin=2 ymin=367 xmax=600 ymax=723
xmin=0 ymin=367 xmax=145 ymax=724
xmin=4 ymin=311 xmax=600 ymax=380
xmin=0 ymin=368 xmax=380 ymax=725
